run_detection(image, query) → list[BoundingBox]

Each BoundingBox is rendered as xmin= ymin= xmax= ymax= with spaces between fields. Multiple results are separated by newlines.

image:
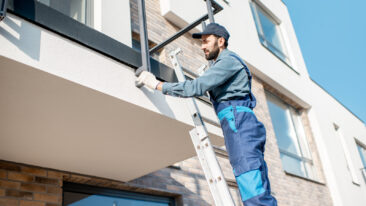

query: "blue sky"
xmin=282 ymin=0 xmax=366 ymax=122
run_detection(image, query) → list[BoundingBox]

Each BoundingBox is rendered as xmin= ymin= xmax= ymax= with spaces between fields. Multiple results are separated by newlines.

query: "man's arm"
xmin=136 ymin=55 xmax=243 ymax=97
xmin=161 ymin=56 xmax=243 ymax=97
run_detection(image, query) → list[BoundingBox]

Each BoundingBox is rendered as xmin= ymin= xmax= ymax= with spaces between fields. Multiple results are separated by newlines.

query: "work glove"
xmin=135 ymin=71 xmax=160 ymax=90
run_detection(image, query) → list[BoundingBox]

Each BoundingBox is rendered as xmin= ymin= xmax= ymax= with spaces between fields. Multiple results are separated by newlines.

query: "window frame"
xmin=62 ymin=182 xmax=176 ymax=206
xmin=356 ymin=141 xmax=366 ymax=168
xmin=355 ymin=140 xmax=366 ymax=183
xmin=334 ymin=124 xmax=360 ymax=185
xmin=250 ymin=0 xmax=292 ymax=67
xmin=266 ymin=91 xmax=316 ymax=180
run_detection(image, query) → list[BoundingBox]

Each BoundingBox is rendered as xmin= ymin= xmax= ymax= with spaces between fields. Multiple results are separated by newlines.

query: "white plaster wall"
xmin=307 ymin=80 xmax=366 ymax=206
xmin=160 ymin=0 xmax=206 ymax=33
xmin=101 ymin=0 xmax=132 ymax=46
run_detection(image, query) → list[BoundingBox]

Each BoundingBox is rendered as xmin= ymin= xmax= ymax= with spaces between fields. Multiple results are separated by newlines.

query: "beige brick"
xmin=166 ymin=185 xmax=183 ymax=192
xmin=47 ymin=171 xmax=67 ymax=179
xmin=5 ymin=190 xmax=32 ymax=200
xmin=21 ymin=167 xmax=47 ymax=177
xmin=33 ymin=193 xmax=59 ymax=203
xmin=0 ymin=198 xmax=18 ymax=206
xmin=8 ymin=172 xmax=34 ymax=182
xmin=46 ymin=186 xmax=61 ymax=195
xmin=0 ymin=162 xmax=21 ymax=172
xmin=34 ymin=177 xmax=59 ymax=186
xmin=0 ymin=180 xmax=20 ymax=189
xmin=19 ymin=200 xmax=45 ymax=206
xmin=20 ymin=183 xmax=46 ymax=193
xmin=0 ymin=170 xmax=6 ymax=179
xmin=69 ymin=174 xmax=91 ymax=181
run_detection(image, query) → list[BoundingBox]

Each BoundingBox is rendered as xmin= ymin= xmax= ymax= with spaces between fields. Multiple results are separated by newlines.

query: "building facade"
xmin=0 ymin=0 xmax=365 ymax=205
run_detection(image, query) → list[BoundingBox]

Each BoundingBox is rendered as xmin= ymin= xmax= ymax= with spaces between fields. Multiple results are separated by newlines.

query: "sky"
xmin=282 ymin=0 xmax=366 ymax=123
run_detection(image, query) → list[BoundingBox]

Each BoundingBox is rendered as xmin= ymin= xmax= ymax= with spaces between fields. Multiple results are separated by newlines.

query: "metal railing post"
xmin=205 ymin=0 xmax=215 ymax=23
xmin=136 ymin=0 xmax=151 ymax=77
xmin=0 ymin=0 xmax=9 ymax=21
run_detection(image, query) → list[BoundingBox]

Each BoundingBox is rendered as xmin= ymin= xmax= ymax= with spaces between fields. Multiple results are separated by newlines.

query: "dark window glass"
xmin=63 ymin=183 xmax=175 ymax=206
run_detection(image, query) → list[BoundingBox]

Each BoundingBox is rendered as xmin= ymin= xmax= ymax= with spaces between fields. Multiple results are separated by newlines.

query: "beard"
xmin=205 ymin=42 xmax=220 ymax=60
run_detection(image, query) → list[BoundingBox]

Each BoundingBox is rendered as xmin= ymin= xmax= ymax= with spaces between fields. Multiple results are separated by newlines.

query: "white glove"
xmin=136 ymin=71 xmax=160 ymax=90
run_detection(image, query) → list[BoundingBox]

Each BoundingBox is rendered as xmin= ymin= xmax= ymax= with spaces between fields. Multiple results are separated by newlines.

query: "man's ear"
xmin=218 ymin=37 xmax=226 ymax=48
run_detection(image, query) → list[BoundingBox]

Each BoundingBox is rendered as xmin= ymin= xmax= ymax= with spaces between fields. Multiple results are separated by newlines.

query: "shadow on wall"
xmin=140 ymin=87 xmax=177 ymax=120
xmin=129 ymin=167 xmax=213 ymax=206
xmin=0 ymin=0 xmax=40 ymax=60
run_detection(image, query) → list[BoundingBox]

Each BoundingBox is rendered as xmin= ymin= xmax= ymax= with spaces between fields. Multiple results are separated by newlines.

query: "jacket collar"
xmin=214 ymin=48 xmax=229 ymax=63
xmin=213 ymin=49 xmax=230 ymax=64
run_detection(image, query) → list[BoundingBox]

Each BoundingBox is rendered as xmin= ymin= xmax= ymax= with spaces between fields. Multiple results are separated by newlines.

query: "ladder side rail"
xmin=0 ymin=0 xmax=9 ymax=21
xmin=170 ymin=49 xmax=236 ymax=206
xmin=190 ymin=130 xmax=227 ymax=206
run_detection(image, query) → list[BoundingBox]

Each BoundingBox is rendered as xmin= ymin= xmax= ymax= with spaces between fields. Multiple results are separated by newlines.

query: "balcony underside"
xmin=0 ymin=56 xmax=224 ymax=181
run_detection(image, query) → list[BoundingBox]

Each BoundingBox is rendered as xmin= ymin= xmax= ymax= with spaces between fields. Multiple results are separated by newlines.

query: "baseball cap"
xmin=192 ymin=23 xmax=230 ymax=41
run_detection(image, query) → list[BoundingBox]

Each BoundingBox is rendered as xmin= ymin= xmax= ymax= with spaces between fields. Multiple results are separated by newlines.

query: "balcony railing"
xmin=4 ymin=0 xmax=222 ymax=105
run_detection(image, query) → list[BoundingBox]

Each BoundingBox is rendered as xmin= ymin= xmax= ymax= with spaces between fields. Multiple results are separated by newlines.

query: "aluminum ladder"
xmin=169 ymin=48 xmax=236 ymax=206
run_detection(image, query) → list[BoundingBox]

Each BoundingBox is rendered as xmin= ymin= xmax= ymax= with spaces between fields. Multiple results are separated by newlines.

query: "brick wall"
xmin=0 ymin=161 xmax=184 ymax=206
xmin=130 ymin=0 xmax=207 ymax=73
xmin=0 ymin=161 xmax=61 ymax=206
xmin=0 ymin=159 xmax=238 ymax=206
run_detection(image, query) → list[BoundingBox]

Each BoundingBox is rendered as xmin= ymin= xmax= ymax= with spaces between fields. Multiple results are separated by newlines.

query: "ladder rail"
xmin=169 ymin=48 xmax=236 ymax=206
xmin=0 ymin=0 xmax=9 ymax=21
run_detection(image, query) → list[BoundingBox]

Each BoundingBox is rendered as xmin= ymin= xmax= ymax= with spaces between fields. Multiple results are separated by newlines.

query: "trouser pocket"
xmin=218 ymin=106 xmax=237 ymax=132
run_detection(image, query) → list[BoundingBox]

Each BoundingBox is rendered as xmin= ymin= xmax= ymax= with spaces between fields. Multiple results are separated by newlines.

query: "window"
xmin=334 ymin=125 xmax=360 ymax=184
xmin=37 ymin=0 xmax=93 ymax=26
xmin=250 ymin=1 xmax=290 ymax=65
xmin=356 ymin=142 xmax=366 ymax=182
xmin=266 ymin=92 xmax=316 ymax=179
xmin=63 ymin=182 xmax=175 ymax=206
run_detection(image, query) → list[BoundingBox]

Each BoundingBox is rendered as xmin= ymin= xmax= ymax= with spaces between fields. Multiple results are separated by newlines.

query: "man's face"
xmin=201 ymin=34 xmax=220 ymax=60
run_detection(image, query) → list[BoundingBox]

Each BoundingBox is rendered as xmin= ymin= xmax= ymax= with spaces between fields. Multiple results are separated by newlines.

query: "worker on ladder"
xmin=136 ymin=23 xmax=277 ymax=206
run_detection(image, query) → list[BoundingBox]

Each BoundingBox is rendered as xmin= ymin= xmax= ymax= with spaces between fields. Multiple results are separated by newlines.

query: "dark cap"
xmin=192 ymin=23 xmax=230 ymax=41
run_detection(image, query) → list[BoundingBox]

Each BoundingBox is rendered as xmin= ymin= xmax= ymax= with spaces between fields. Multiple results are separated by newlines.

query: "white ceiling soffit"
xmin=0 ymin=56 xmax=224 ymax=182
xmin=160 ymin=0 xmax=206 ymax=33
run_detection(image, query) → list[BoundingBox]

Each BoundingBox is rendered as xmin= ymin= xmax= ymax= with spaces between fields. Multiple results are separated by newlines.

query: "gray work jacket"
xmin=162 ymin=49 xmax=251 ymax=102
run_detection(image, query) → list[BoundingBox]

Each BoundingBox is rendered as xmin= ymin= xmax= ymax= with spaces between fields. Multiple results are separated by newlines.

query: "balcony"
xmin=0 ymin=0 xmax=224 ymax=182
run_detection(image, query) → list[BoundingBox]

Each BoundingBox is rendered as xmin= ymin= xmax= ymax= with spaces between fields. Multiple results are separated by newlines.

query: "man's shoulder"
xmin=218 ymin=49 xmax=241 ymax=60
xmin=218 ymin=50 xmax=244 ymax=67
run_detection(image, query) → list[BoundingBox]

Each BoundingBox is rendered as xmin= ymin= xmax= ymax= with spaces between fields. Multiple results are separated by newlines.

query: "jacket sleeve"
xmin=162 ymin=55 xmax=243 ymax=98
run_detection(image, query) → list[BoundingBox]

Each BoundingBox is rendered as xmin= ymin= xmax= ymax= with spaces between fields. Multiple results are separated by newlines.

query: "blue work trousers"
xmin=212 ymin=99 xmax=277 ymax=206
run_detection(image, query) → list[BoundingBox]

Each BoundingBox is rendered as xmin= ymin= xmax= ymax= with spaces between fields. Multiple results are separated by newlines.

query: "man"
xmin=136 ymin=23 xmax=277 ymax=206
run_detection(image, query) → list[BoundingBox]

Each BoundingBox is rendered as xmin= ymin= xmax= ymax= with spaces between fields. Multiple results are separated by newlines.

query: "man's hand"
xmin=135 ymin=71 xmax=161 ymax=90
